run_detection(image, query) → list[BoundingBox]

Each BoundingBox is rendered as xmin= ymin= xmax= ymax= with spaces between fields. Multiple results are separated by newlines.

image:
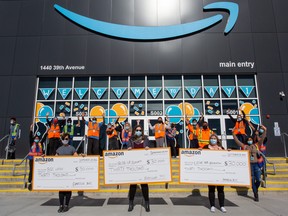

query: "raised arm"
xmin=257 ymin=126 xmax=267 ymax=146
xmin=232 ymin=133 xmax=245 ymax=148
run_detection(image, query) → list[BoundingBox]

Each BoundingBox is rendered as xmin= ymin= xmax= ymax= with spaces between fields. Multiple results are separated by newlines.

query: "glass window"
xmin=72 ymin=101 xmax=88 ymax=117
xmin=91 ymin=76 xmax=108 ymax=100
xmin=74 ymin=77 xmax=89 ymax=100
xmin=57 ymin=77 xmax=73 ymax=100
xmin=164 ymin=75 xmax=182 ymax=99
xmin=130 ymin=76 xmax=145 ymax=100
xmin=147 ymin=76 xmax=162 ymax=99
xmin=205 ymin=100 xmax=221 ymax=115
xmin=183 ymin=75 xmax=202 ymax=99
xmin=129 ymin=101 xmax=145 ymax=116
xmin=110 ymin=76 xmax=128 ymax=100
xmin=220 ymin=75 xmax=237 ymax=98
xmin=203 ymin=75 xmax=220 ymax=98
xmin=37 ymin=77 xmax=56 ymax=100
xmin=147 ymin=101 xmax=163 ymax=116
xmin=237 ymin=75 xmax=257 ymax=98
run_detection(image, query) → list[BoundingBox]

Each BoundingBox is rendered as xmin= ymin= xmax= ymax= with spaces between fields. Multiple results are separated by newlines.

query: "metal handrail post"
xmin=5 ymin=136 xmax=11 ymax=160
xmin=281 ymin=133 xmax=288 ymax=158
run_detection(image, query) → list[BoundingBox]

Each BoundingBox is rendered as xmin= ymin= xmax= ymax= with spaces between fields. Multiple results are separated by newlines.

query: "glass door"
xmin=206 ymin=117 xmax=227 ymax=149
xmin=129 ymin=117 xmax=149 ymax=136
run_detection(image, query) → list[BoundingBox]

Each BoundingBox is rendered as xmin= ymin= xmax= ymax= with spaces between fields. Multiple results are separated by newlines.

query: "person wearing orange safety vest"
xmin=148 ymin=116 xmax=170 ymax=148
xmin=46 ymin=114 xmax=63 ymax=155
xmin=227 ymin=109 xmax=249 ymax=144
xmin=198 ymin=121 xmax=214 ymax=149
xmin=106 ymin=120 xmax=121 ymax=150
xmin=82 ymin=113 xmax=104 ymax=155
xmin=121 ymin=122 xmax=132 ymax=149
xmin=233 ymin=126 xmax=267 ymax=202
xmin=185 ymin=114 xmax=204 ymax=148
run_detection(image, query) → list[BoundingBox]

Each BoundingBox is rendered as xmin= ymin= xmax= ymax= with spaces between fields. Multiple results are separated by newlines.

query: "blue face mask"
xmin=135 ymin=131 xmax=142 ymax=137
xmin=247 ymin=140 xmax=253 ymax=145
xmin=92 ymin=120 xmax=96 ymax=123
xmin=259 ymin=129 xmax=264 ymax=134
xmin=34 ymin=139 xmax=39 ymax=143
xmin=192 ymin=122 xmax=197 ymax=126
xmin=210 ymin=139 xmax=217 ymax=145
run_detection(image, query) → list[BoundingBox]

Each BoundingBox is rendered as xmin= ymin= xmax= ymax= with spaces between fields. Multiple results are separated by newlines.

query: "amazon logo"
xmin=54 ymin=1 xmax=238 ymax=40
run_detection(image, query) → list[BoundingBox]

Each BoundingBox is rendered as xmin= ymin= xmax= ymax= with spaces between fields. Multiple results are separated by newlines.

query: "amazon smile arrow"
xmin=54 ymin=1 xmax=238 ymax=40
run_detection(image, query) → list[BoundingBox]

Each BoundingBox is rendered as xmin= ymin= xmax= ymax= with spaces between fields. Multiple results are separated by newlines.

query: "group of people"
xmin=21 ymin=108 xmax=268 ymax=213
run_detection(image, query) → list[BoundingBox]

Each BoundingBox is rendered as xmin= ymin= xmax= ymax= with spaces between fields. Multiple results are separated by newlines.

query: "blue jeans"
xmin=251 ymin=163 xmax=261 ymax=193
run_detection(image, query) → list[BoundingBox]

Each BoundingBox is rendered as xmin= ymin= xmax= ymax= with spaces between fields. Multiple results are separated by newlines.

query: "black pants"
xmin=28 ymin=159 xmax=33 ymax=183
xmin=7 ymin=151 xmax=16 ymax=159
xmin=167 ymin=138 xmax=177 ymax=157
xmin=129 ymin=184 xmax=149 ymax=201
xmin=208 ymin=185 xmax=225 ymax=207
xmin=48 ymin=138 xmax=61 ymax=155
xmin=189 ymin=139 xmax=199 ymax=148
xmin=87 ymin=138 xmax=100 ymax=155
xmin=59 ymin=191 xmax=72 ymax=206
xmin=108 ymin=137 xmax=119 ymax=150
xmin=7 ymin=139 xmax=16 ymax=159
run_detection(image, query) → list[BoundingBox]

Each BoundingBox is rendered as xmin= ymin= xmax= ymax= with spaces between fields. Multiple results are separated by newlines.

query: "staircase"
xmin=0 ymin=158 xmax=287 ymax=193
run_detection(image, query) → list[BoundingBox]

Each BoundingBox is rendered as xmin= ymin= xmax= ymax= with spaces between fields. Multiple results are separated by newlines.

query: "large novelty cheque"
xmin=104 ymin=148 xmax=172 ymax=184
xmin=33 ymin=156 xmax=99 ymax=191
xmin=180 ymin=149 xmax=251 ymax=187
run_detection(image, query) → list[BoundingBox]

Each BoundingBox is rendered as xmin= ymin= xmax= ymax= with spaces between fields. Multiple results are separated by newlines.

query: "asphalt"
xmin=0 ymin=191 xmax=287 ymax=216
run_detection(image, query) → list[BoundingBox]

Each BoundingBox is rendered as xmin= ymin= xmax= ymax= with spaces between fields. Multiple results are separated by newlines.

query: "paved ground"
xmin=0 ymin=191 xmax=287 ymax=216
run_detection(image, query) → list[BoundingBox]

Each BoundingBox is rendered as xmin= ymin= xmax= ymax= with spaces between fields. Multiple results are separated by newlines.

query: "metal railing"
xmin=0 ymin=134 xmax=10 ymax=164
xmin=280 ymin=133 xmax=288 ymax=158
xmin=12 ymin=153 xmax=29 ymax=188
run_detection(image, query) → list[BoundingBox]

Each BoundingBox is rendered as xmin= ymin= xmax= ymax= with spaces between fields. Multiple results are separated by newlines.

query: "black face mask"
xmin=203 ymin=125 xmax=208 ymax=129
xmin=158 ymin=120 xmax=162 ymax=123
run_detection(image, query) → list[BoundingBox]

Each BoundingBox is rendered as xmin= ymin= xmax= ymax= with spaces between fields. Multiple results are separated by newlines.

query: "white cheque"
xmin=180 ymin=149 xmax=251 ymax=187
xmin=104 ymin=148 xmax=172 ymax=185
xmin=33 ymin=156 xmax=99 ymax=191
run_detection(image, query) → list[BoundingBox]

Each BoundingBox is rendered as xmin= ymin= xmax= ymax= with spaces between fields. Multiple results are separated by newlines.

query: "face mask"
xmin=158 ymin=120 xmax=162 ymax=123
xmin=107 ymin=125 xmax=112 ymax=129
xmin=34 ymin=139 xmax=39 ymax=143
xmin=237 ymin=117 xmax=242 ymax=122
xmin=92 ymin=120 xmax=96 ymax=123
xmin=247 ymin=140 xmax=253 ymax=145
xmin=203 ymin=125 xmax=207 ymax=129
xmin=67 ymin=122 xmax=71 ymax=126
xmin=125 ymin=126 xmax=130 ymax=130
xmin=135 ymin=131 xmax=142 ymax=137
xmin=53 ymin=119 xmax=58 ymax=124
xmin=210 ymin=139 xmax=217 ymax=145
xmin=192 ymin=122 xmax=197 ymax=126
xmin=259 ymin=129 xmax=264 ymax=134
xmin=10 ymin=121 xmax=15 ymax=125
xmin=62 ymin=140 xmax=69 ymax=145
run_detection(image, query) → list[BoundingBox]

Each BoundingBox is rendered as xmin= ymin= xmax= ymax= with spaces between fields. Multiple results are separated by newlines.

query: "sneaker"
xmin=210 ymin=206 xmax=216 ymax=213
xmin=57 ymin=206 xmax=64 ymax=213
xmin=220 ymin=207 xmax=227 ymax=213
xmin=62 ymin=205 xmax=69 ymax=212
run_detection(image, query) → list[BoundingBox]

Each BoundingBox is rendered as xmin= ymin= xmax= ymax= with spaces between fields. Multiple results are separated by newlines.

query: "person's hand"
xmin=145 ymin=146 xmax=149 ymax=150
xmin=76 ymin=124 xmax=80 ymax=127
xmin=82 ymin=112 xmax=85 ymax=117
xmin=80 ymin=153 xmax=86 ymax=157
xmin=128 ymin=147 xmax=132 ymax=150
xmin=226 ymin=109 xmax=230 ymax=114
xmin=30 ymin=124 xmax=34 ymax=131
xmin=227 ymin=148 xmax=232 ymax=151
xmin=198 ymin=148 xmax=202 ymax=151
xmin=41 ymin=154 xmax=46 ymax=157
xmin=14 ymin=138 xmax=17 ymax=141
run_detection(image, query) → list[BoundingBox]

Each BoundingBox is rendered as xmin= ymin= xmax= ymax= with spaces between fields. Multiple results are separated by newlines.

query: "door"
xmin=206 ymin=117 xmax=227 ymax=149
xmin=129 ymin=117 xmax=149 ymax=136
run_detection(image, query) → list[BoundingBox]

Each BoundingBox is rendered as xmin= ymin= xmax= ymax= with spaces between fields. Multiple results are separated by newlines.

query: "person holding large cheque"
xmin=127 ymin=124 xmax=150 ymax=212
xmin=55 ymin=133 xmax=78 ymax=213
xmin=203 ymin=134 xmax=227 ymax=213
xmin=233 ymin=126 xmax=267 ymax=202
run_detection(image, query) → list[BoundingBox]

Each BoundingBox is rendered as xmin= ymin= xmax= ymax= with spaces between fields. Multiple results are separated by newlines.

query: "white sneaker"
xmin=210 ymin=206 xmax=216 ymax=213
xmin=220 ymin=207 xmax=227 ymax=213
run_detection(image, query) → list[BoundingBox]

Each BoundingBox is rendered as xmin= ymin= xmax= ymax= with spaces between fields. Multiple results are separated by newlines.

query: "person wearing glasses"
xmin=55 ymin=133 xmax=78 ymax=213
xmin=127 ymin=125 xmax=150 ymax=212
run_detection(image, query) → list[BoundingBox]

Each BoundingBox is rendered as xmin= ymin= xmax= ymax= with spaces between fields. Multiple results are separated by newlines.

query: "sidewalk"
xmin=0 ymin=191 xmax=287 ymax=216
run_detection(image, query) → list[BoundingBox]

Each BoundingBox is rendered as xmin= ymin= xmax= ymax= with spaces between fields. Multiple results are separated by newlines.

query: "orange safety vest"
xmin=107 ymin=129 xmax=118 ymax=139
xmin=198 ymin=128 xmax=214 ymax=148
xmin=121 ymin=130 xmax=132 ymax=143
xmin=48 ymin=124 xmax=60 ymax=139
xmin=87 ymin=122 xmax=100 ymax=137
xmin=233 ymin=121 xmax=246 ymax=135
xmin=187 ymin=124 xmax=200 ymax=140
xmin=155 ymin=124 xmax=165 ymax=139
